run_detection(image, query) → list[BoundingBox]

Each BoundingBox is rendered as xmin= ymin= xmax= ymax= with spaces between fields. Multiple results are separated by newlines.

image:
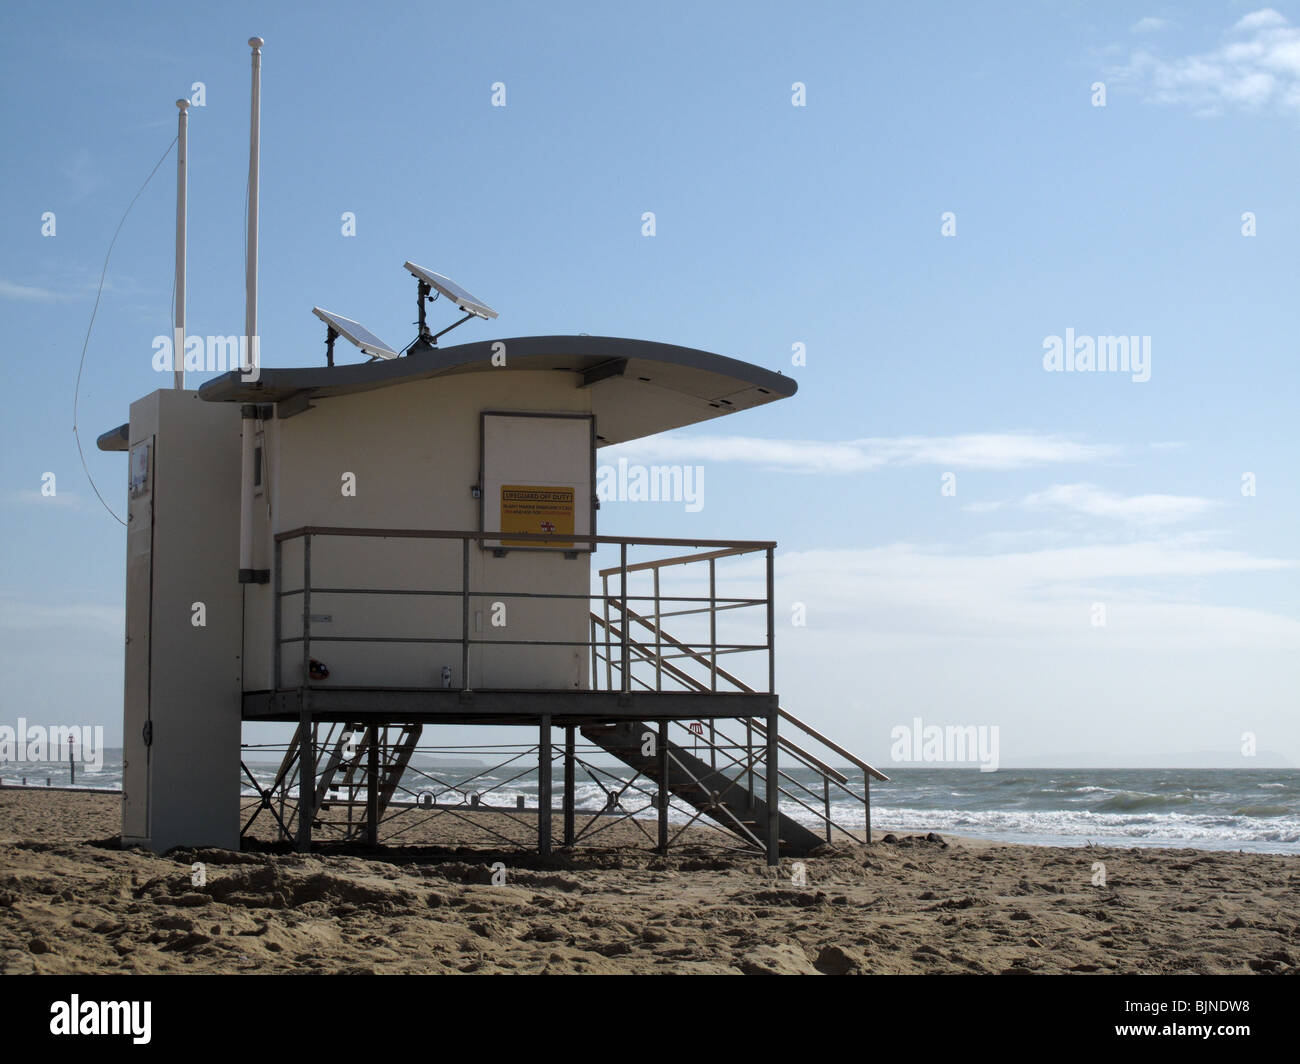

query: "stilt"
xmin=657 ymin=720 xmax=669 ymax=854
xmin=746 ymin=719 xmax=754 ymax=812
xmin=765 ymin=708 xmax=779 ymax=865
xmin=538 ymin=715 xmax=552 ymax=856
xmin=563 ymin=725 xmax=575 ymax=846
xmin=296 ymin=698 xmax=313 ymax=853
xmin=365 ymin=724 xmax=379 ymax=846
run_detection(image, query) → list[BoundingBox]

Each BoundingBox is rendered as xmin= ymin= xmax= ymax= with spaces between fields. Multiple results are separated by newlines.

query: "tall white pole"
xmin=244 ymin=37 xmax=262 ymax=366
xmin=239 ymin=36 xmax=264 ymax=583
xmin=173 ymin=98 xmax=189 ymax=389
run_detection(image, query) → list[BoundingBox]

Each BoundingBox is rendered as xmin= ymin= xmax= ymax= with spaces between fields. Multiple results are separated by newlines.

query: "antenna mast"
xmin=173 ymin=98 xmax=189 ymax=389
xmin=239 ymin=36 xmax=265 ymax=584
xmin=244 ymin=36 xmax=263 ymax=374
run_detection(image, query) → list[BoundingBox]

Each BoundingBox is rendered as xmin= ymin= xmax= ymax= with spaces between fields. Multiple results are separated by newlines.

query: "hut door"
xmin=480 ymin=413 xmax=595 ymax=550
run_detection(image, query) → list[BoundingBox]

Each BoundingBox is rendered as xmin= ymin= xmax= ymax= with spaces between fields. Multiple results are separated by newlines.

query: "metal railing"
xmin=272 ymin=526 xmax=777 ymax=694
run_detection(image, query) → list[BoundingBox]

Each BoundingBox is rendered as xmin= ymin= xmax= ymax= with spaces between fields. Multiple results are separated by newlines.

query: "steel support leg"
xmin=657 ymin=721 xmax=669 ymax=854
xmin=296 ymin=697 xmax=313 ymax=853
xmin=563 ymin=725 xmax=575 ymax=847
xmin=765 ymin=708 xmax=779 ymax=866
xmin=538 ymin=716 xmax=552 ymax=856
xmin=365 ymin=725 xmax=379 ymax=846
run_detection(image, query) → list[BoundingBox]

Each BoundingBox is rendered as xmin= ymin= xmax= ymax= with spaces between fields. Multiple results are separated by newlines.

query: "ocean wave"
xmin=1231 ymin=805 xmax=1291 ymax=818
xmin=1094 ymin=792 xmax=1194 ymax=812
xmin=865 ymin=805 xmax=1300 ymax=852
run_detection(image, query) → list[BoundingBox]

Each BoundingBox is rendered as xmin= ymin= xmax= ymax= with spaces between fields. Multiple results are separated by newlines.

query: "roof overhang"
xmin=195 ymin=334 xmax=796 ymax=446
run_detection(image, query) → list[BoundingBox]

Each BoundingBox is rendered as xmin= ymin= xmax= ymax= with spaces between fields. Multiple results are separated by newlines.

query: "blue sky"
xmin=1 ymin=1 xmax=1297 ymax=766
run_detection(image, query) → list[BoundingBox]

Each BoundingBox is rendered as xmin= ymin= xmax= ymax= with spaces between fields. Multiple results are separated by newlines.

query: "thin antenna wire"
xmin=73 ymin=135 xmax=179 ymax=527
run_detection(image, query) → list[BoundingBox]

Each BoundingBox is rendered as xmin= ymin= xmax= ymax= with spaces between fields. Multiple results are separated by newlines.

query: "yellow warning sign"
xmin=500 ymin=485 xmax=575 ymax=547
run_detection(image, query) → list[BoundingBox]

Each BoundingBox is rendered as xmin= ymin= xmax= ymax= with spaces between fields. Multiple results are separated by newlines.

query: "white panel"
xmin=122 ymin=436 xmax=153 ymax=842
xmin=123 ymin=390 xmax=243 ymax=853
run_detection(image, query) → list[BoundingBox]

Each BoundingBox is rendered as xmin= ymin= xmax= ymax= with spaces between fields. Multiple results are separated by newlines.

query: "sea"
xmin=4 ymin=753 xmax=1297 ymax=854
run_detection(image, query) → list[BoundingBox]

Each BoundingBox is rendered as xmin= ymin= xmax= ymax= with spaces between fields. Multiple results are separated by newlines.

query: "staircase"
xmin=589 ymin=545 xmax=890 ymax=854
xmin=581 ymin=720 xmax=825 ymax=854
xmin=279 ymin=722 xmax=423 ymax=842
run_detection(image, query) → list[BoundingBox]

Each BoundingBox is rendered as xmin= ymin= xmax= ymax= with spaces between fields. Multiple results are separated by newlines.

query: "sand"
xmin=1 ymin=788 xmax=1297 ymax=974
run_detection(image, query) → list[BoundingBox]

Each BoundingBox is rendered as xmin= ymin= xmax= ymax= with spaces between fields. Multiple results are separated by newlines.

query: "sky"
xmin=0 ymin=1 xmax=1297 ymax=768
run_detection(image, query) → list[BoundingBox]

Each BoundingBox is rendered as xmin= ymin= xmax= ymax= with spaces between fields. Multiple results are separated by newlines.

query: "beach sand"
xmin=1 ymin=788 xmax=1297 ymax=974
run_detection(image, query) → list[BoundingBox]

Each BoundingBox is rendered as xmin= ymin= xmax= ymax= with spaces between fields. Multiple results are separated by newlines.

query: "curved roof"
xmin=195 ymin=334 xmax=796 ymax=446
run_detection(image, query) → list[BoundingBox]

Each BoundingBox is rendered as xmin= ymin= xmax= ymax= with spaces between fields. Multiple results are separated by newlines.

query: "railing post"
xmin=865 ymin=771 xmax=872 ymax=845
xmin=765 ymin=546 xmax=775 ymax=695
xmin=708 ymin=558 xmax=717 ymax=692
xmin=461 ymin=536 xmax=470 ymax=690
xmin=602 ymin=573 xmax=613 ymax=691
xmin=653 ymin=567 xmax=662 ymax=692
xmin=620 ymin=542 xmax=629 ymax=694
xmin=824 ymin=775 xmax=832 ymax=844
xmin=707 ymin=556 xmax=716 ymax=765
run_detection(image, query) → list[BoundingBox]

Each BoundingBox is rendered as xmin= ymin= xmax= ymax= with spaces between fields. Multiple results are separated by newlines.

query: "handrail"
xmin=276 ymin=526 xmax=775 ymax=549
xmin=275 ymin=526 xmax=776 ymax=697
xmin=596 ymin=544 xmax=762 ymax=578
xmin=608 ymin=601 xmax=890 ymax=782
xmin=592 ymin=611 xmax=849 ymax=784
xmin=778 ymin=708 xmax=890 ymax=781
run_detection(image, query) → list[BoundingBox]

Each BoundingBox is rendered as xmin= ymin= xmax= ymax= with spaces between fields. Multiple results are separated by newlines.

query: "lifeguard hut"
xmin=95 ymin=40 xmax=885 ymax=863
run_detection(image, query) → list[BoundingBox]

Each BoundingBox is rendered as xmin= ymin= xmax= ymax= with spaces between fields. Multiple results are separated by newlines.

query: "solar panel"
xmin=311 ymin=307 xmax=399 ymax=360
xmin=404 ymin=261 xmax=498 ymax=320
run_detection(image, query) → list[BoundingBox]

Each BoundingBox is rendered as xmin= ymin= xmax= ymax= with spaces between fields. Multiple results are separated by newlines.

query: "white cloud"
xmin=605 ymin=432 xmax=1120 ymax=474
xmin=5 ymin=490 xmax=80 ymax=508
xmin=0 ymin=599 xmax=123 ymax=635
xmin=1114 ymin=8 xmax=1300 ymax=115
xmin=62 ymin=149 xmax=101 ymax=203
xmin=1235 ymin=8 xmax=1288 ymax=31
xmin=1132 ymin=17 xmax=1170 ymax=33
xmin=770 ymin=540 xmax=1300 ymax=651
xmin=1022 ymin=483 xmax=1216 ymax=525
xmin=0 ymin=279 xmax=66 ymax=303
xmin=653 ymin=537 xmax=1300 ymax=655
